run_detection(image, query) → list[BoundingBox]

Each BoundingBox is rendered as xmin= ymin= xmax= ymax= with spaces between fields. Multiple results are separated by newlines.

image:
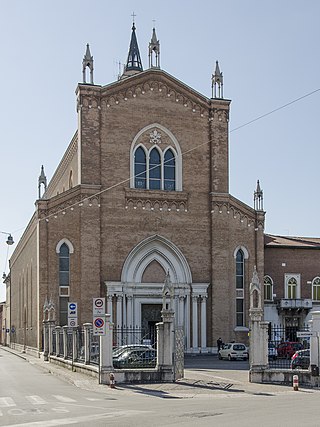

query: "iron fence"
xmin=51 ymin=330 xmax=56 ymax=355
xmin=89 ymin=332 xmax=100 ymax=365
xmin=112 ymin=325 xmax=157 ymax=369
xmin=268 ymin=324 xmax=310 ymax=369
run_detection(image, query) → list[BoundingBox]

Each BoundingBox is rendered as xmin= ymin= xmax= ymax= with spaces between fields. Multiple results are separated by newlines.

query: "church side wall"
xmin=10 ymin=223 xmax=38 ymax=349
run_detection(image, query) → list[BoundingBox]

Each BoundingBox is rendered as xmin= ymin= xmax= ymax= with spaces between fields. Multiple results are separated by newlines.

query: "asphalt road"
xmin=1 ymin=348 xmax=320 ymax=426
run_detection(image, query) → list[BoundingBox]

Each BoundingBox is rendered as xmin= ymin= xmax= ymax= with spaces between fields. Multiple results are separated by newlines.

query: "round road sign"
xmin=94 ymin=318 xmax=104 ymax=328
xmin=94 ymin=298 xmax=104 ymax=308
xmin=69 ymin=303 xmax=76 ymax=310
xmin=69 ymin=319 xmax=76 ymax=327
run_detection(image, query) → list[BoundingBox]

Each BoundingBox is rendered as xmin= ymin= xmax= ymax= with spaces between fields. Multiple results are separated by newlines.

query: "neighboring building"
xmin=264 ymin=235 xmax=320 ymax=335
xmin=6 ymin=22 xmax=318 ymax=355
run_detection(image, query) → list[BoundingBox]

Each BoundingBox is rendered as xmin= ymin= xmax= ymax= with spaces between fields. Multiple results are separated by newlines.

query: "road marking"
xmin=1 ymin=409 xmax=150 ymax=426
xmin=0 ymin=397 xmax=15 ymax=407
xmin=52 ymin=395 xmax=77 ymax=403
xmin=25 ymin=395 xmax=46 ymax=405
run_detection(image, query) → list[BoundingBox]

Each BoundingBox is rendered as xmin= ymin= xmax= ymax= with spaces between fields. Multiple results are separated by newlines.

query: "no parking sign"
xmin=93 ymin=316 xmax=106 ymax=336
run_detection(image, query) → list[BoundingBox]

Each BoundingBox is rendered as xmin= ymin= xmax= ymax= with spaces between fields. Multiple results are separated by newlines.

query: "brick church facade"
xmin=4 ymin=23 xmax=320 ymax=354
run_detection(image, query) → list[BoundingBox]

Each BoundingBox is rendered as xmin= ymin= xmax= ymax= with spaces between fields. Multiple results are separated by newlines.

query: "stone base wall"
xmin=250 ymin=368 xmax=319 ymax=387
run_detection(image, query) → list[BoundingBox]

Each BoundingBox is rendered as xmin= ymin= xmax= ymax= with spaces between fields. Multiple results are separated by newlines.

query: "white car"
xmin=218 ymin=342 xmax=248 ymax=361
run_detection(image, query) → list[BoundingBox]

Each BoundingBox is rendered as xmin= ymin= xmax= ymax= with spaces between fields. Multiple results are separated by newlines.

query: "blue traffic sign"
xmin=94 ymin=318 xmax=104 ymax=328
xmin=69 ymin=303 xmax=76 ymax=310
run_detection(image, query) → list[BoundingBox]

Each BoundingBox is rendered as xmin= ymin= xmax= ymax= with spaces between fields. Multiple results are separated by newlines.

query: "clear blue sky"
xmin=1 ymin=0 xmax=320 ymax=301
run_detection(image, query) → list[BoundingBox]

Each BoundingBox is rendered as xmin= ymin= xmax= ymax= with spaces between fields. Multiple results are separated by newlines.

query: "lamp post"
xmin=1 ymin=232 xmax=14 ymax=246
xmin=1 ymin=231 xmax=14 ymax=347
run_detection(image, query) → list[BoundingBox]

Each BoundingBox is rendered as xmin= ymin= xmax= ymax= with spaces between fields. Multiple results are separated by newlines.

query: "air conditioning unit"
xmin=59 ymin=286 xmax=70 ymax=297
xmin=236 ymin=289 xmax=244 ymax=299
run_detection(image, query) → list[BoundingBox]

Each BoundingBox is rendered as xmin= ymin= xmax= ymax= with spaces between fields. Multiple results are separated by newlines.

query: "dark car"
xmin=113 ymin=348 xmax=157 ymax=368
xmin=277 ymin=342 xmax=303 ymax=359
xmin=291 ymin=349 xmax=310 ymax=369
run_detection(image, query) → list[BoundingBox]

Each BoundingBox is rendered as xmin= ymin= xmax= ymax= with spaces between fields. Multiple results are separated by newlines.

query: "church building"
xmin=7 ymin=21 xmax=317 ymax=355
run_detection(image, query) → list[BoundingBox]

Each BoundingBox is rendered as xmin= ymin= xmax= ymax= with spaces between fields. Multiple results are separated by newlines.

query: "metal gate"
xmin=174 ymin=327 xmax=184 ymax=380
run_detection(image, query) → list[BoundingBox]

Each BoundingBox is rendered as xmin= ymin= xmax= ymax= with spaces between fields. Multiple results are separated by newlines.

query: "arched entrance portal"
xmin=105 ymin=235 xmax=209 ymax=352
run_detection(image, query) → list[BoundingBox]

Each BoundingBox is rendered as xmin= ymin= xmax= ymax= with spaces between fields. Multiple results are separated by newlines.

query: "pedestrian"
xmin=217 ymin=337 xmax=223 ymax=351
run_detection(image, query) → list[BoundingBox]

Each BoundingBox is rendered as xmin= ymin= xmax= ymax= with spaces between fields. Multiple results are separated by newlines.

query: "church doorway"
xmin=141 ymin=304 xmax=162 ymax=346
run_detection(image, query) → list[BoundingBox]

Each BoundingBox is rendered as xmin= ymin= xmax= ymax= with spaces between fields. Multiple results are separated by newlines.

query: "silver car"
xmin=218 ymin=342 xmax=248 ymax=361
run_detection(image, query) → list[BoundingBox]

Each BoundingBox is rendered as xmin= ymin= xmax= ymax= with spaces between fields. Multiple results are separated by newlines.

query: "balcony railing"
xmin=279 ymin=298 xmax=312 ymax=309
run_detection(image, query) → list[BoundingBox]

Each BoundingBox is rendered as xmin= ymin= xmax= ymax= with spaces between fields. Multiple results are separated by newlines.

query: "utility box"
xmin=311 ymin=365 xmax=319 ymax=376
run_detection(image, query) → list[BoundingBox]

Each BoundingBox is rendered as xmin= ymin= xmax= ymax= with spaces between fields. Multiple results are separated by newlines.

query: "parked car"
xmin=218 ymin=343 xmax=248 ymax=361
xmin=291 ymin=349 xmax=310 ymax=369
xmin=268 ymin=342 xmax=277 ymax=360
xmin=113 ymin=344 xmax=154 ymax=359
xmin=113 ymin=348 xmax=157 ymax=368
xmin=277 ymin=342 xmax=303 ymax=359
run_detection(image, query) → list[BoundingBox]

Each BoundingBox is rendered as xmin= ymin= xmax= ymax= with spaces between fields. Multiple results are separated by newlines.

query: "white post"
xmin=99 ymin=314 xmax=114 ymax=385
xmin=310 ymin=311 xmax=320 ymax=370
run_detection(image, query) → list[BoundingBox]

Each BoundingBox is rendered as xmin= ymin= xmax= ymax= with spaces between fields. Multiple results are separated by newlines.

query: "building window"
xmin=59 ymin=243 xmax=70 ymax=326
xmin=312 ymin=277 xmax=320 ymax=301
xmin=149 ymin=148 xmax=161 ymax=190
xmin=236 ymin=249 xmax=244 ymax=326
xmin=164 ymin=149 xmax=176 ymax=191
xmin=264 ymin=276 xmax=273 ymax=301
xmin=285 ymin=274 xmax=300 ymax=299
xmin=134 ymin=146 xmax=147 ymax=189
xmin=133 ymin=145 xmax=177 ymax=191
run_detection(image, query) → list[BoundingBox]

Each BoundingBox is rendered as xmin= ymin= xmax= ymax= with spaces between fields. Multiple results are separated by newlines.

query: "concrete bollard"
xmin=109 ymin=373 xmax=116 ymax=389
xmin=293 ymin=374 xmax=299 ymax=391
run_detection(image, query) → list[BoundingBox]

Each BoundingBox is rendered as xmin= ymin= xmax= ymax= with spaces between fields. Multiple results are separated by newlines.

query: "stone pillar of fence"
xmin=72 ymin=327 xmax=78 ymax=362
xmin=310 ymin=311 xmax=320 ymax=371
xmin=55 ymin=326 xmax=61 ymax=356
xmin=156 ymin=309 xmax=175 ymax=381
xmin=63 ymin=325 xmax=69 ymax=359
xmin=83 ymin=323 xmax=92 ymax=364
xmin=48 ymin=320 xmax=55 ymax=356
xmin=43 ymin=320 xmax=49 ymax=361
xmin=99 ymin=314 xmax=114 ymax=384
xmin=249 ymin=267 xmax=268 ymax=383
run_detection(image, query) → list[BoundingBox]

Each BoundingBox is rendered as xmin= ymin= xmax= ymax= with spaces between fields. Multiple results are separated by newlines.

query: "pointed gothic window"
xmin=133 ymin=145 xmax=177 ymax=191
xmin=134 ymin=147 xmax=147 ymax=189
xmin=59 ymin=243 xmax=70 ymax=326
xmin=236 ymin=249 xmax=244 ymax=326
xmin=149 ymin=148 xmax=161 ymax=190
xmin=264 ymin=276 xmax=273 ymax=301
xmin=164 ymin=149 xmax=176 ymax=191
xmin=312 ymin=277 xmax=320 ymax=301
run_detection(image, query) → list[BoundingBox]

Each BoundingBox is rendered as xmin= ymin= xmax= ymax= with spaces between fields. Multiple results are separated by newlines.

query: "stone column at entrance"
xmin=192 ymin=295 xmax=199 ymax=351
xmin=116 ymin=294 xmax=122 ymax=327
xmin=200 ymin=296 xmax=207 ymax=351
xmin=107 ymin=296 xmax=113 ymax=322
xmin=126 ymin=295 xmax=133 ymax=328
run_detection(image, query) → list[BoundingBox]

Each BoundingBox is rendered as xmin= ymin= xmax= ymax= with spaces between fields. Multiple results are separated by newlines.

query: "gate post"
xmin=83 ymin=323 xmax=92 ymax=364
xmin=310 ymin=311 xmax=320 ymax=374
xmin=43 ymin=320 xmax=49 ymax=361
xmin=99 ymin=314 xmax=114 ymax=385
xmin=55 ymin=326 xmax=61 ymax=356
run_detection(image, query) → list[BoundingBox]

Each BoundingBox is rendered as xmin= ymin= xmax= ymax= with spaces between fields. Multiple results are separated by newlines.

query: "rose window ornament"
xmin=149 ymin=129 xmax=162 ymax=144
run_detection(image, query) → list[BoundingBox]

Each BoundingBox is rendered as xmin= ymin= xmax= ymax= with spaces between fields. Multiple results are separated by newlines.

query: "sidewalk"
xmin=1 ymin=346 xmax=308 ymax=398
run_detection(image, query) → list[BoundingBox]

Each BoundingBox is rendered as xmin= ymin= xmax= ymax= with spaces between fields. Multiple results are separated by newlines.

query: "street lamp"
xmin=1 ymin=232 xmax=14 ymax=246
